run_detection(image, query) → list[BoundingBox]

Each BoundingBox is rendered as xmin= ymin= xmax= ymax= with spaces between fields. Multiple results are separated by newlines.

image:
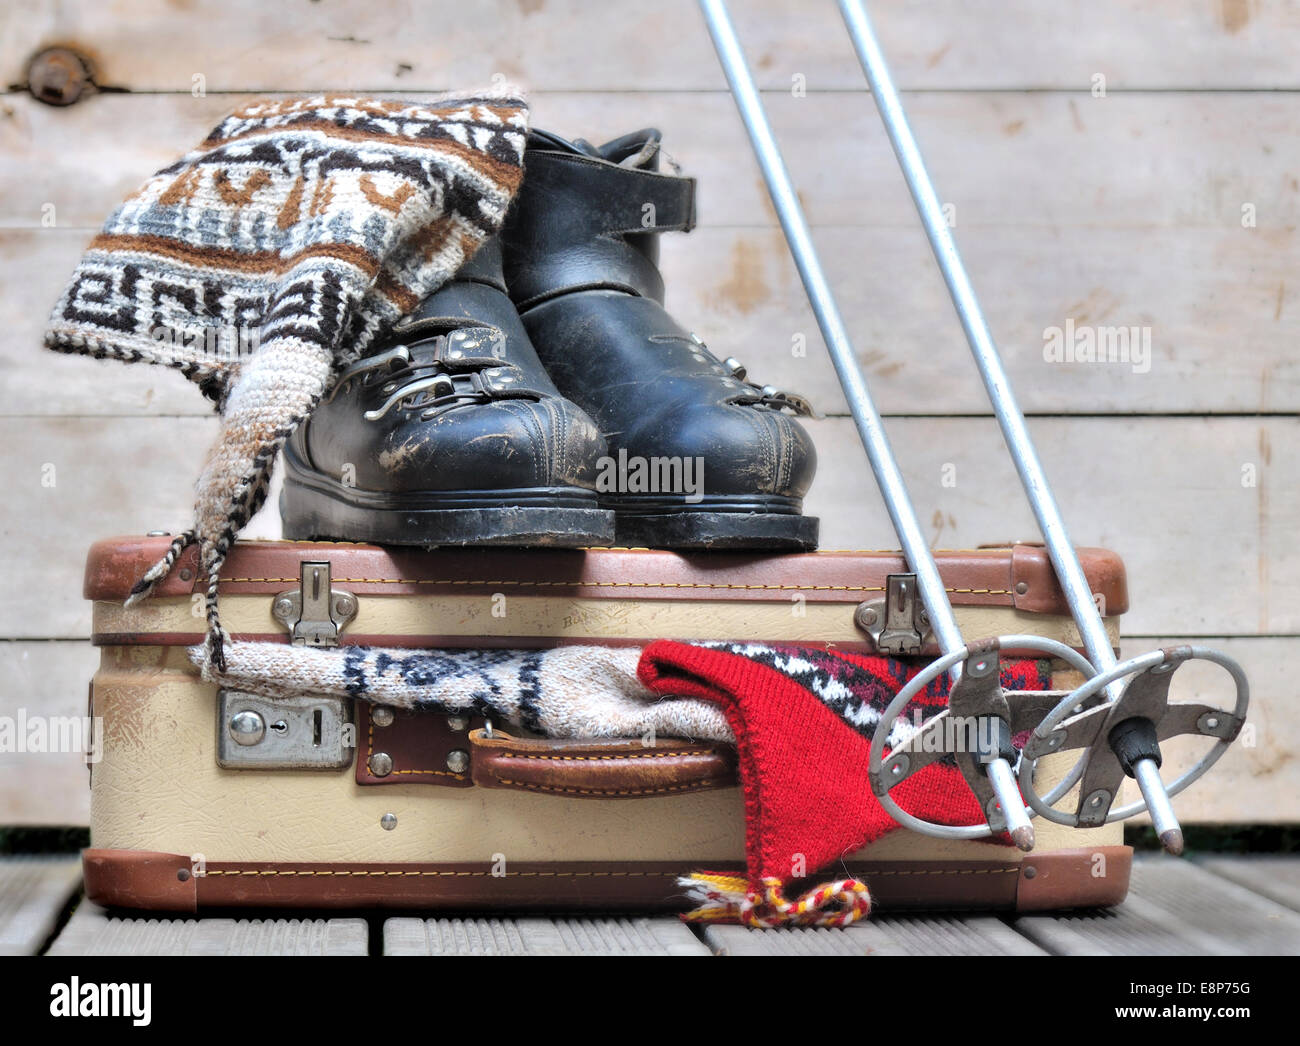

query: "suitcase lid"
xmin=84 ymin=536 xmax=1127 ymax=651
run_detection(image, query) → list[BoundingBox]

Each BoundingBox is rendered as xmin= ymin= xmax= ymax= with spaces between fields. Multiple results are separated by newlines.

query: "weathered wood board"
xmin=384 ymin=916 xmax=709 ymax=956
xmin=10 ymin=224 xmax=1299 ymax=418
xmin=7 ymin=414 xmax=1291 ymax=637
xmin=2 ymin=1 xmax=1294 ymax=92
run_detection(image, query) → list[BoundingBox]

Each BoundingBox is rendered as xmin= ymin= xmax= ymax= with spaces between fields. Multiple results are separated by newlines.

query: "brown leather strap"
xmin=468 ymin=728 xmax=737 ymax=798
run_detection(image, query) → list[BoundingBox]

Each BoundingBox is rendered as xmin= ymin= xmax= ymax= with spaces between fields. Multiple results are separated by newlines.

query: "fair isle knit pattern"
xmin=697 ymin=640 xmax=1051 ymax=752
xmin=45 ymin=92 xmax=529 ymax=671
xmin=190 ymin=641 xmax=735 ymax=742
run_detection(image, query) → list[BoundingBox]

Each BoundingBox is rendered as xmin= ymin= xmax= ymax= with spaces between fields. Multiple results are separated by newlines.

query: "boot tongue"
xmin=528 ymin=127 xmax=663 ymax=171
xmin=595 ymin=128 xmax=662 ymax=170
xmin=527 ymin=128 xmax=603 ymax=159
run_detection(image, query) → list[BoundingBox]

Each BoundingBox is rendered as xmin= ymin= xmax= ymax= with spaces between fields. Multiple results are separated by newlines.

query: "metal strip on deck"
xmin=383 ymin=916 xmax=710 ymax=956
xmin=45 ymin=902 xmax=368 ymax=956
xmin=703 ymin=914 xmax=1045 ymax=956
xmin=0 ymin=855 xmax=82 ymax=955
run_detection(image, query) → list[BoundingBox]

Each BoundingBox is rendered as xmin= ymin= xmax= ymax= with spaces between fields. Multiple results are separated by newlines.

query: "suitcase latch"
xmin=216 ymin=690 xmax=353 ymax=770
xmin=854 ymin=573 xmax=932 ymax=655
xmin=272 ymin=561 xmax=358 ymax=647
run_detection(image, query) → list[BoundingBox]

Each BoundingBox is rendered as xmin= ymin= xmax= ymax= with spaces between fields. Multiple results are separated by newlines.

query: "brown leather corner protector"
xmin=82 ymin=849 xmax=199 ymax=913
xmin=1011 ymin=545 xmax=1129 ymax=617
xmin=468 ymin=728 xmax=738 ymax=798
xmin=356 ymin=703 xmax=481 ymax=787
xmin=1015 ymin=845 xmax=1132 ymax=911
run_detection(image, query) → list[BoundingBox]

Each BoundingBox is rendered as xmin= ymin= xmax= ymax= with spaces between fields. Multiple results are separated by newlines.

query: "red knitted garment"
xmin=637 ymin=641 xmax=1050 ymax=926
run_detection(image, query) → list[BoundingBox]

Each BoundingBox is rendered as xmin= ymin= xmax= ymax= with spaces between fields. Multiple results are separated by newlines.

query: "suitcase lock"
xmin=216 ymin=690 xmax=353 ymax=770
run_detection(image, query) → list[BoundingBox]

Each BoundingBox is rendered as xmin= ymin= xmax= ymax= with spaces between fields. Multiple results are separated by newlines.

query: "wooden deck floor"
xmin=3 ymin=853 xmax=1297 ymax=956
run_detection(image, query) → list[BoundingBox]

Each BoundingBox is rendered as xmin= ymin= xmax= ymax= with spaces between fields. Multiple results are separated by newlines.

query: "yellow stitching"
xmin=202 ymin=869 xmax=681 ymax=878
xmin=496 ymin=778 xmax=728 ymax=797
xmin=200 ymin=866 xmax=1018 ymax=878
xmin=499 ymin=750 xmax=713 ymax=762
xmin=364 ymin=708 xmax=465 ymax=779
xmin=215 ymin=577 xmax=1012 ymax=595
xmin=222 ymin=577 xmax=886 ymax=590
xmin=862 ymin=867 xmax=1019 ymax=876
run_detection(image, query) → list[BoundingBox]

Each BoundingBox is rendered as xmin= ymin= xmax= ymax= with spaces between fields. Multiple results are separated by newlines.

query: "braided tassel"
xmin=125 ymin=530 xmax=197 ymax=607
xmin=678 ymin=872 xmax=871 ymax=928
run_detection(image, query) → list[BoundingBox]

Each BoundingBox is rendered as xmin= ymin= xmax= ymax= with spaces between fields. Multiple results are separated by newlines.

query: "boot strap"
xmin=529 ymin=151 xmax=697 ymax=236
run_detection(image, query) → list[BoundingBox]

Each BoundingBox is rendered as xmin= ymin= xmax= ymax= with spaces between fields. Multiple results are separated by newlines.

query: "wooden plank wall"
xmin=0 ymin=0 xmax=1293 ymax=825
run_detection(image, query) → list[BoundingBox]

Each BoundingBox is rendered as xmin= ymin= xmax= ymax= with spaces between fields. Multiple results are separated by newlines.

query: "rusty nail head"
xmin=28 ymin=47 xmax=91 ymax=107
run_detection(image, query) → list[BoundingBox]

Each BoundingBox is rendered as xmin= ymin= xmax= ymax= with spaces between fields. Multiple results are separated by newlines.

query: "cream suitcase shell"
xmin=82 ymin=535 xmax=1131 ymax=912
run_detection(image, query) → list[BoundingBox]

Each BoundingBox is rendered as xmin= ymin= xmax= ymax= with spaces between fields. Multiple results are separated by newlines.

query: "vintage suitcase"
xmin=81 ymin=534 xmax=1133 ymax=913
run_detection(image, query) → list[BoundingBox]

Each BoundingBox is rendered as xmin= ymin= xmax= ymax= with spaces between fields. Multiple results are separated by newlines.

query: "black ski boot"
xmin=501 ymin=128 xmax=819 ymax=551
xmin=280 ymin=237 xmax=614 ymax=547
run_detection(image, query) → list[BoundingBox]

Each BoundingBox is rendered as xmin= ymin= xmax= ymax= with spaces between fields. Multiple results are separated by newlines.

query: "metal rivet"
xmin=229 ymin=710 xmax=265 ymax=746
xmin=273 ymin=596 xmax=294 ymax=619
xmin=177 ymin=868 xmax=191 ymax=882
xmin=447 ymin=715 xmax=468 ymax=732
xmin=1022 ymin=865 xmax=1037 ymax=880
xmin=446 ymin=749 xmax=470 ymax=774
xmin=1015 ymin=581 xmax=1029 ymax=595
xmin=179 ymin=568 xmax=194 ymax=582
xmin=855 ymin=604 xmax=879 ymax=628
xmin=334 ymin=594 xmax=356 ymax=617
xmin=369 ymin=752 xmax=393 ymax=777
xmin=27 ymin=47 xmax=92 ymax=106
xmin=1045 ymin=731 xmax=1065 ymax=750
xmin=380 ymin=813 xmax=397 ymax=831
xmin=371 ymin=706 xmax=395 ymax=728
xmin=1205 ymin=716 xmax=1219 ymax=728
